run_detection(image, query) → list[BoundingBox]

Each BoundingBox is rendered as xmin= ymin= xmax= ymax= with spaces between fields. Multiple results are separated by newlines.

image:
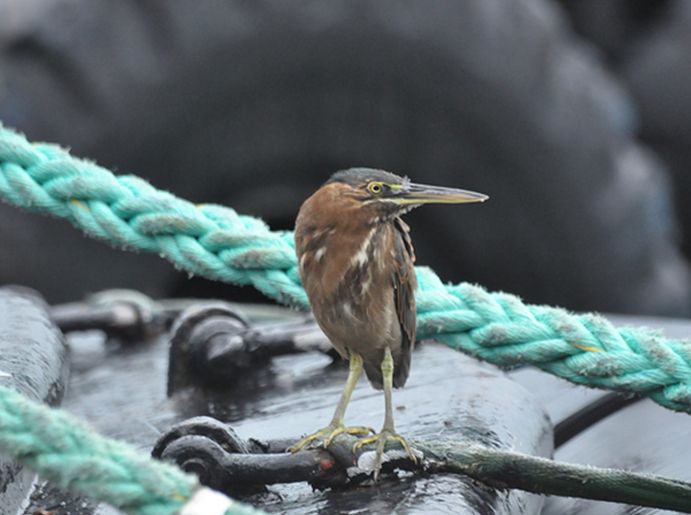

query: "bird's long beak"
xmin=390 ymin=182 xmax=489 ymax=205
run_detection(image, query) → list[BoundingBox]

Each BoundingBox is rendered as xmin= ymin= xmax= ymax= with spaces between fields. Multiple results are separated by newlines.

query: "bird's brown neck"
xmin=295 ymin=183 xmax=393 ymax=298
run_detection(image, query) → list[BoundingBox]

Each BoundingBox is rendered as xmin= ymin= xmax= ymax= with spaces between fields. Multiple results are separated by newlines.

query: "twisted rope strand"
xmin=0 ymin=386 xmax=263 ymax=515
xmin=2 ymin=124 xmax=691 ymax=412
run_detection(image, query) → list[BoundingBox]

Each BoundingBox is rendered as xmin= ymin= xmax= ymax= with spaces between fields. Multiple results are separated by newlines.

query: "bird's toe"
xmin=290 ymin=424 xmax=375 ymax=453
xmin=353 ymin=428 xmax=417 ymax=480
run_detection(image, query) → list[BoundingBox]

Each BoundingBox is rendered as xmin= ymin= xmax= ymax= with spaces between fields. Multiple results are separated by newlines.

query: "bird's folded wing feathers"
xmin=392 ymin=217 xmax=417 ymax=388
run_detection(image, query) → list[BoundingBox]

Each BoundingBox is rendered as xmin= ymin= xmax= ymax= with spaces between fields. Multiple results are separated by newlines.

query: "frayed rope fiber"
xmin=1 ymin=123 xmax=691 ymax=412
xmin=0 ymin=385 xmax=264 ymax=515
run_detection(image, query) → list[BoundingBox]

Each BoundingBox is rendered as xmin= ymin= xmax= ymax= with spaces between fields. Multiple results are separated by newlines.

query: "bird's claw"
xmin=288 ymin=424 xmax=375 ymax=453
xmin=353 ymin=428 xmax=417 ymax=480
xmin=323 ymin=425 xmax=375 ymax=447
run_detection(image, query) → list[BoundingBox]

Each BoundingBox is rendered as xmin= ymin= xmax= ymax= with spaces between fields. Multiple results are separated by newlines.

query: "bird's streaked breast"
xmin=294 ymin=183 xmax=406 ymax=361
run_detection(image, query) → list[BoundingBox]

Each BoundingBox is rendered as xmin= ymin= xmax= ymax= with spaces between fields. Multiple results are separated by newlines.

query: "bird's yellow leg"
xmin=353 ymin=347 xmax=417 ymax=479
xmin=288 ymin=351 xmax=374 ymax=453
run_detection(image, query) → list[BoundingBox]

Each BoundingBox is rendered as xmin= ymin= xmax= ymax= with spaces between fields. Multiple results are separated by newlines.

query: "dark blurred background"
xmin=1 ymin=0 xmax=691 ymax=316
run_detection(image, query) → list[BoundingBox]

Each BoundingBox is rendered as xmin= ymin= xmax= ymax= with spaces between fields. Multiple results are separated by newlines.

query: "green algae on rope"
xmin=2 ymin=123 xmax=691 ymax=413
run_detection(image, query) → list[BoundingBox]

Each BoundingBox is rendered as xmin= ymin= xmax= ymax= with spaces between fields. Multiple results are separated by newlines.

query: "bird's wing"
xmin=392 ymin=217 xmax=417 ymax=388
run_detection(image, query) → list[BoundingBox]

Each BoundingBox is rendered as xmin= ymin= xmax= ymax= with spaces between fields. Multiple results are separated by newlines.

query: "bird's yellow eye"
xmin=367 ymin=182 xmax=383 ymax=195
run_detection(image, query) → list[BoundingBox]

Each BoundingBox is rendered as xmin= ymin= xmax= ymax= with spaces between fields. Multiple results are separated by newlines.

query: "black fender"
xmin=0 ymin=287 xmax=68 ymax=515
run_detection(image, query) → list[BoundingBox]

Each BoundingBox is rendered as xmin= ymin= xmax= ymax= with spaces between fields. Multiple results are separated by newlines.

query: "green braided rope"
xmin=0 ymin=385 xmax=263 ymax=515
xmin=2 ymin=123 xmax=691 ymax=413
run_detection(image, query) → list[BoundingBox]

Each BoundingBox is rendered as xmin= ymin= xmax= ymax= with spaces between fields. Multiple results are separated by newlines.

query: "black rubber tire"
xmin=622 ymin=1 xmax=691 ymax=258
xmin=0 ymin=0 xmax=689 ymax=315
xmin=0 ymin=287 xmax=68 ymax=514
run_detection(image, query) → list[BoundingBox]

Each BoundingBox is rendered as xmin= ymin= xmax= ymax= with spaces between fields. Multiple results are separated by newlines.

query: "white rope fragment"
xmin=179 ymin=487 xmax=233 ymax=515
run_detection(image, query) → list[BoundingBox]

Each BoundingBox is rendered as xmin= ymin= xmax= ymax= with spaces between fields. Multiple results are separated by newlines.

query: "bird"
xmin=290 ymin=168 xmax=488 ymax=478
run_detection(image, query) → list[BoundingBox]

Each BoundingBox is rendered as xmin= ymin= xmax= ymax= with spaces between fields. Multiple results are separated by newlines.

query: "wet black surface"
xmin=16 ymin=311 xmax=691 ymax=514
xmin=59 ymin=327 xmax=552 ymax=514
xmin=544 ymin=400 xmax=691 ymax=515
xmin=515 ymin=315 xmax=691 ymax=515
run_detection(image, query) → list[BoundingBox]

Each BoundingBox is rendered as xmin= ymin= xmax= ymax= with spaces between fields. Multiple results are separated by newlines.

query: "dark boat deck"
xmin=14 ymin=309 xmax=691 ymax=515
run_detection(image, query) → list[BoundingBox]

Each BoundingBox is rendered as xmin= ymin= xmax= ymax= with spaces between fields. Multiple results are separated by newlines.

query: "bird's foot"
xmin=353 ymin=428 xmax=417 ymax=480
xmin=323 ymin=425 xmax=375 ymax=447
xmin=288 ymin=424 xmax=375 ymax=453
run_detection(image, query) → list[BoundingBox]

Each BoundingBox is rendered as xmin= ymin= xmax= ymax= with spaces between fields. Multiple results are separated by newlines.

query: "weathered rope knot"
xmin=2 ymin=123 xmax=691 ymax=413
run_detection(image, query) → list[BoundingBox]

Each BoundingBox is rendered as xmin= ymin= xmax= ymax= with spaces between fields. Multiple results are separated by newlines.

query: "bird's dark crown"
xmin=328 ymin=168 xmax=408 ymax=187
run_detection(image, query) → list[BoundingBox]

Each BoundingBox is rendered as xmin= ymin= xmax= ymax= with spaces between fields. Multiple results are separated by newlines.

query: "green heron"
xmin=290 ymin=168 xmax=487 ymax=477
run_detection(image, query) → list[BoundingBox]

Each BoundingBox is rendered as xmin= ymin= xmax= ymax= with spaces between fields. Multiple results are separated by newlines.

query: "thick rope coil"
xmin=0 ymin=385 xmax=263 ymax=515
xmin=1 ymin=123 xmax=691 ymax=412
